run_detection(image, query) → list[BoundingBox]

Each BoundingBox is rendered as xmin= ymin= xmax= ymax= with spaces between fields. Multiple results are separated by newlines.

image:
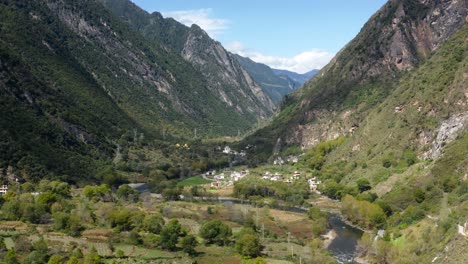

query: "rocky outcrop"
xmin=180 ymin=25 xmax=275 ymax=116
xmin=100 ymin=0 xmax=275 ymax=125
xmin=425 ymin=112 xmax=468 ymax=159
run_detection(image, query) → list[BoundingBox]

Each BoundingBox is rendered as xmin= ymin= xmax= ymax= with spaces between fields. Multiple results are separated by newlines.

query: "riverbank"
xmin=322 ymin=229 xmax=337 ymax=248
xmin=308 ymin=196 xmax=373 ymax=234
xmin=209 ymin=196 xmax=364 ymax=262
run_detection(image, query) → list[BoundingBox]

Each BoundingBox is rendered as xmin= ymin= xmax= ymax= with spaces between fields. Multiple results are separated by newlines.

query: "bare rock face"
xmin=181 ymin=25 xmax=275 ymax=117
xmin=98 ymin=0 xmax=276 ymax=129
xmin=425 ymin=112 xmax=468 ymax=159
xmin=46 ymin=0 xmax=179 ymax=109
xmin=346 ymin=0 xmax=467 ymax=79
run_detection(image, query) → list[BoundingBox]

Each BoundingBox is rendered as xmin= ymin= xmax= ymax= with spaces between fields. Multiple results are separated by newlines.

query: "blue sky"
xmin=131 ymin=0 xmax=387 ymax=73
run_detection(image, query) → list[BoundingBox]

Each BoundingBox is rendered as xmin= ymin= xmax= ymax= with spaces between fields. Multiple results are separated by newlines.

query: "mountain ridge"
xmin=98 ymin=0 xmax=275 ymax=118
xmin=233 ymin=54 xmax=305 ymax=104
xmin=272 ymin=68 xmax=319 ymax=86
xmin=243 ymin=0 xmax=466 ymax=156
xmin=0 ymin=0 xmax=275 ymax=182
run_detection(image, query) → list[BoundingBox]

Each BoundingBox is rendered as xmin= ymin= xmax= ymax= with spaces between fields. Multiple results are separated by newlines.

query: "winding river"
xmin=215 ymin=197 xmax=363 ymax=263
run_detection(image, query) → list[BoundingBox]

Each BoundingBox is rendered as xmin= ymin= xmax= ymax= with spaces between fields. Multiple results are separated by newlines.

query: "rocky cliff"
xmin=99 ymin=0 xmax=275 ymax=119
xmin=256 ymin=0 xmax=466 ymax=152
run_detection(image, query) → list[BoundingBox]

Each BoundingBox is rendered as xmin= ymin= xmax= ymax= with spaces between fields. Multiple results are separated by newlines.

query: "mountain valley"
xmin=0 ymin=0 xmax=466 ymax=263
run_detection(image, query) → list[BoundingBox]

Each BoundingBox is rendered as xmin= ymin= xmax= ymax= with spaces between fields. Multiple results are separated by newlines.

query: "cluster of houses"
xmin=207 ymin=169 xmax=250 ymax=188
xmin=308 ymin=177 xmax=322 ymax=193
xmin=273 ymin=155 xmax=300 ymax=165
xmin=261 ymin=171 xmax=305 ymax=183
xmin=261 ymin=171 xmax=321 ymax=193
xmin=221 ymin=146 xmax=246 ymax=157
xmin=204 ymin=167 xmax=322 ymax=193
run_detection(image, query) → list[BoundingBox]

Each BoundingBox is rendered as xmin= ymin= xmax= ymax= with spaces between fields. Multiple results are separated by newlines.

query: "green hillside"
xmin=0 ymin=0 xmax=276 ymax=182
xmin=238 ymin=1 xmax=467 ymax=262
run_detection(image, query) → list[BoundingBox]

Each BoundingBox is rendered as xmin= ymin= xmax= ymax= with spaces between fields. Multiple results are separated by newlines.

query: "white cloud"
xmin=226 ymin=41 xmax=334 ymax=74
xmin=162 ymin=9 xmax=228 ymax=37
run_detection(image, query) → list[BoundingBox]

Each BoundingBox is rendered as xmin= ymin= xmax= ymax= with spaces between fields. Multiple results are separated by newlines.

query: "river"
xmin=327 ymin=214 xmax=363 ymax=263
xmin=215 ymin=197 xmax=363 ymax=263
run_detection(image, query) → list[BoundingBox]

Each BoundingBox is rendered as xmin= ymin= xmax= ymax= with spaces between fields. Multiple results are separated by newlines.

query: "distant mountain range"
xmin=233 ymin=54 xmax=318 ymax=104
xmin=272 ymin=68 xmax=319 ymax=87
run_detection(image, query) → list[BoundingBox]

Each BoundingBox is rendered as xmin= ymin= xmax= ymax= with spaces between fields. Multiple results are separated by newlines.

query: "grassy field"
xmin=177 ymin=176 xmax=211 ymax=187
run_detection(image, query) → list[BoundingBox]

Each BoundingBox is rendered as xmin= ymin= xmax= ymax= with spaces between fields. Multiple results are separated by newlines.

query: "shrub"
xmin=236 ymin=233 xmax=261 ymax=257
xmin=160 ymin=219 xmax=183 ymax=251
xmin=414 ymin=189 xmax=425 ymax=203
xmin=142 ymin=234 xmax=161 ymax=249
xmin=180 ymin=234 xmax=198 ymax=255
xmin=199 ymin=219 xmax=232 ymax=246
xmin=356 ymin=178 xmax=372 ymax=193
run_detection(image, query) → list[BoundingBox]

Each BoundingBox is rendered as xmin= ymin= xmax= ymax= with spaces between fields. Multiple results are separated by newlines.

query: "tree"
xmin=116 ymin=185 xmax=139 ymax=202
xmin=127 ymin=230 xmax=142 ymax=245
xmin=180 ymin=234 xmax=198 ymax=255
xmin=307 ymin=206 xmax=327 ymax=220
xmin=414 ymin=188 xmax=425 ymax=203
xmin=24 ymin=251 xmax=48 ymax=264
xmin=357 ymin=233 xmax=373 ymax=256
xmin=3 ymin=250 xmax=19 ymax=264
xmin=341 ymin=195 xmax=386 ymax=228
xmin=236 ymin=233 xmax=261 ymax=257
xmin=30 ymin=237 xmax=49 ymax=262
xmin=108 ymin=208 xmax=133 ymax=232
xmin=66 ymin=256 xmax=80 ymax=264
xmin=0 ymin=238 xmax=7 ymax=253
xmin=52 ymin=212 xmax=83 ymax=237
xmin=199 ymin=219 xmax=232 ymax=246
xmin=98 ymin=166 xmax=127 ymax=188
xmin=142 ymin=234 xmax=161 ymax=249
xmin=143 ymin=214 xmax=164 ymax=234
xmin=83 ymin=247 xmax=101 ymax=264
xmin=14 ymin=236 xmax=32 ymax=254
xmin=83 ymin=185 xmax=111 ymax=201
xmin=321 ymin=180 xmax=345 ymax=200
xmin=160 ymin=219 xmax=182 ymax=251
xmin=115 ymin=249 xmax=125 ymax=258
xmin=357 ymin=178 xmax=371 ymax=193
xmin=48 ymin=255 xmax=62 ymax=264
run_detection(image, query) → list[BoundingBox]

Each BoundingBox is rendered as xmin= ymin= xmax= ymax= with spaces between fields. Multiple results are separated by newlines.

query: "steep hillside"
xmin=242 ymin=0 xmax=466 ymax=159
xmin=98 ymin=0 xmax=275 ymax=119
xmin=233 ymin=54 xmax=301 ymax=104
xmin=238 ymin=1 xmax=466 ymax=262
xmin=272 ymin=68 xmax=318 ymax=87
xmin=333 ymin=27 xmax=467 ymax=262
xmin=0 ymin=0 xmax=274 ymax=182
xmin=0 ymin=0 xmax=141 ymax=183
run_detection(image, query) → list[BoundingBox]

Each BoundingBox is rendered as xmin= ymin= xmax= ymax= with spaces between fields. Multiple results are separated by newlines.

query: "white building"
xmin=308 ymin=177 xmax=322 ymax=192
xmin=223 ymin=146 xmax=232 ymax=154
xmin=273 ymin=157 xmax=285 ymax=165
xmin=0 ymin=185 xmax=8 ymax=195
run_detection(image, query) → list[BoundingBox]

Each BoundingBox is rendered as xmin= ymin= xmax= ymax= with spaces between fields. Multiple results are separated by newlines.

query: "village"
xmin=202 ymin=145 xmax=322 ymax=193
xmin=204 ymin=168 xmax=321 ymax=193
